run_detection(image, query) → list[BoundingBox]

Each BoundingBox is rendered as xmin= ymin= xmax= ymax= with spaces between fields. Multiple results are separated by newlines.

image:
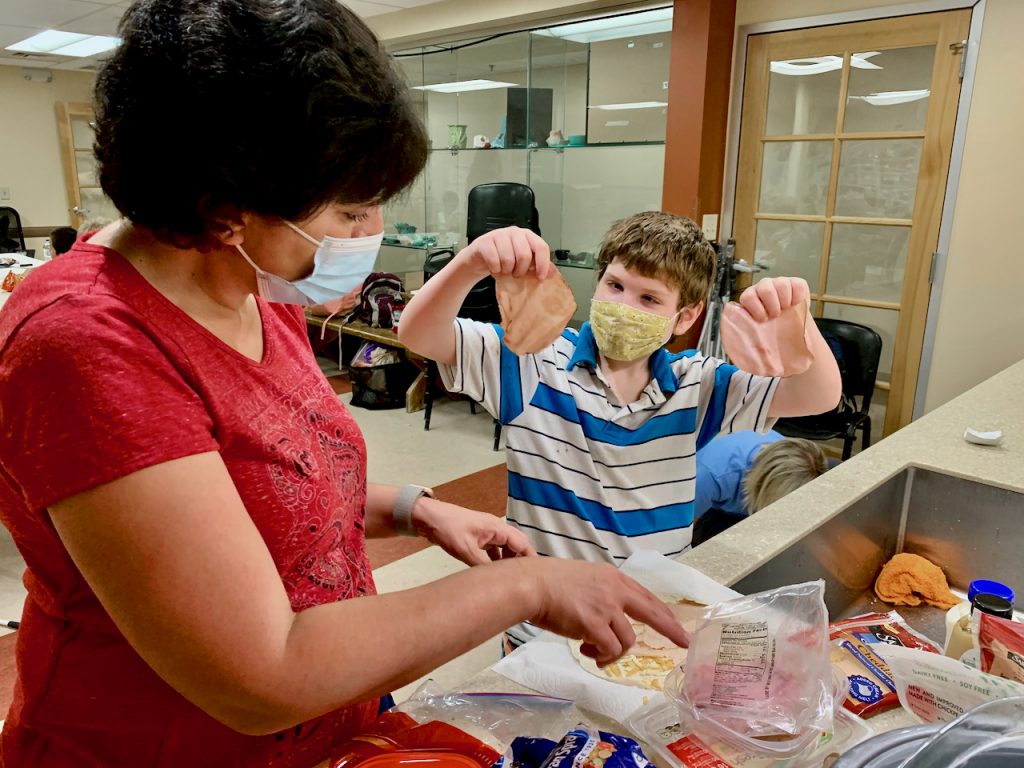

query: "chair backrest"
xmin=466 ymin=182 xmax=540 ymax=243
xmin=423 ymin=183 xmax=541 ymax=325
xmin=816 ymin=317 xmax=883 ymax=412
xmin=0 ymin=207 xmax=26 ymax=253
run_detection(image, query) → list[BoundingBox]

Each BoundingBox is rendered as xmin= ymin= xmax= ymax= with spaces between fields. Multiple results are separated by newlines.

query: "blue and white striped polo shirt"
xmin=439 ymin=319 xmax=778 ymax=564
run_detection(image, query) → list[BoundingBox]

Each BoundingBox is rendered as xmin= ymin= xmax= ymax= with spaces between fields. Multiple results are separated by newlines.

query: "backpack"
xmin=349 ymin=272 xmax=405 ymax=329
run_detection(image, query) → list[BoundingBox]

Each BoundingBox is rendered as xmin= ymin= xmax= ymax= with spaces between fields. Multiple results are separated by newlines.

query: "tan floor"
xmin=0 ymin=390 xmax=508 ymax=697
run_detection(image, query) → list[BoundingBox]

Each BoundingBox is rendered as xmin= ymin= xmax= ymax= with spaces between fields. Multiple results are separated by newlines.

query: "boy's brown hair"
xmin=596 ymin=211 xmax=716 ymax=309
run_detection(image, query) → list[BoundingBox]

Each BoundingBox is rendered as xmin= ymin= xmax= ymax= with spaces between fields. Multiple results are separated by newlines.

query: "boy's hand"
xmin=738 ymin=277 xmax=809 ymax=321
xmin=456 ymin=226 xmax=553 ymax=281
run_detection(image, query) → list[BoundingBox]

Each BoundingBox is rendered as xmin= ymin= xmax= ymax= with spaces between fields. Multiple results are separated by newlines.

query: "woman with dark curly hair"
xmin=0 ymin=2 xmax=686 ymax=766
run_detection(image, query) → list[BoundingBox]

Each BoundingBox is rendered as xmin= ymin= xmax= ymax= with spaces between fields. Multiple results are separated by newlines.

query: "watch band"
xmin=393 ymin=484 xmax=434 ymax=537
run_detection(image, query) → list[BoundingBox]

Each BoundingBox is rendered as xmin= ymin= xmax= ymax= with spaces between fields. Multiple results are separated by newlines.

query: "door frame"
xmin=718 ymin=0 xmax=985 ymax=426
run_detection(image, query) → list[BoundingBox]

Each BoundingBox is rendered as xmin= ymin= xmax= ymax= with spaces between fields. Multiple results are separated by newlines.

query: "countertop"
xmin=458 ymin=357 xmax=1024 ymax=741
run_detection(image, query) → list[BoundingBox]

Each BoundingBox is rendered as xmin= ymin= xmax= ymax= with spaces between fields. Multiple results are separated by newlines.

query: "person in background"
xmin=0 ymin=2 xmax=686 ymax=766
xmin=692 ymin=432 xmax=828 ymax=545
xmin=398 ymin=211 xmax=842 ymax=652
xmin=50 ymin=226 xmax=78 ymax=256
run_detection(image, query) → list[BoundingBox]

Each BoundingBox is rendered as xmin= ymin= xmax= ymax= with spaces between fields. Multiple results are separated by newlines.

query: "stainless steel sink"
xmin=732 ymin=467 xmax=1024 ymax=644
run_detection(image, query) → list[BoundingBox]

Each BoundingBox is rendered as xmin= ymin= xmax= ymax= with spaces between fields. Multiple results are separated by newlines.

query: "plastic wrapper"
xmin=873 ymin=644 xmax=1024 ymax=724
xmin=667 ymin=581 xmax=839 ymax=758
xmin=538 ymin=725 xmax=651 ymax=768
xmin=827 ymin=612 xmax=941 ymax=717
xmin=350 ymin=341 xmax=401 ymax=368
xmin=977 ymin=612 xmax=1024 ymax=684
xmin=629 ymin=698 xmax=874 ymax=768
xmin=329 ymin=684 xmax=579 ymax=768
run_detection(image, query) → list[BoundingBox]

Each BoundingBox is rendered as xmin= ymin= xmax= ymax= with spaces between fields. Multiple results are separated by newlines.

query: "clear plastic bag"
xmin=666 ymin=581 xmax=840 ymax=758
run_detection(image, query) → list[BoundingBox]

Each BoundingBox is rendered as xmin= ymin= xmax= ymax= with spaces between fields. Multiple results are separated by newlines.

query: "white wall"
xmin=0 ymin=66 xmax=95 ymax=250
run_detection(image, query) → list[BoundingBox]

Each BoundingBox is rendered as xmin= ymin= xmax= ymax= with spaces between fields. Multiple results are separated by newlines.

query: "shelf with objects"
xmin=384 ymin=7 xmax=672 ymax=325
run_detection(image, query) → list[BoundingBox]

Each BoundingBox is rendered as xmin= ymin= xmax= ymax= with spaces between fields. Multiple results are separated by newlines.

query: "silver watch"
xmin=393 ymin=484 xmax=434 ymax=537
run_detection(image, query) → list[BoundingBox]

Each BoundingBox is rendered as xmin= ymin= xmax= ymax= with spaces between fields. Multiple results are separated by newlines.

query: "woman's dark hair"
xmin=94 ymin=0 xmax=427 ymax=248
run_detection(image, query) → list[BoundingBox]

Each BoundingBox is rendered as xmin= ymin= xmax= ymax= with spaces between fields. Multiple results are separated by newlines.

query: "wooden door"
xmin=55 ymin=102 xmax=119 ymax=229
xmin=733 ymin=10 xmax=971 ymax=436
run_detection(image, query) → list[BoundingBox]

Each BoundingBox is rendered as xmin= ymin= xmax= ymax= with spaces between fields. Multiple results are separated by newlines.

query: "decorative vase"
xmin=447 ymin=124 xmax=468 ymax=149
xmin=546 ymin=130 xmax=566 ymax=147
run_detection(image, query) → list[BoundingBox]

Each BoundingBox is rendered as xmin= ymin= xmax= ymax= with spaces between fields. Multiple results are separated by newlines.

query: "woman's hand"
xmin=412 ymin=497 xmax=536 ymax=566
xmin=455 ymin=226 xmax=553 ymax=282
xmin=517 ymin=558 xmax=690 ymax=667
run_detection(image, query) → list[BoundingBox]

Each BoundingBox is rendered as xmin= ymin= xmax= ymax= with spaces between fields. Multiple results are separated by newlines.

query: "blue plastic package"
xmin=539 ymin=726 xmax=650 ymax=768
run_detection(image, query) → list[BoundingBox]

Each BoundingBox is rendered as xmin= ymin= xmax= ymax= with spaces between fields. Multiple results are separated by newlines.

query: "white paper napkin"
xmin=492 ymin=550 xmax=741 ymax=724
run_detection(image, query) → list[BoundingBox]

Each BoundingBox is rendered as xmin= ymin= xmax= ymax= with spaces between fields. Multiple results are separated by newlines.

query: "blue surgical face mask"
xmin=235 ymin=221 xmax=383 ymax=306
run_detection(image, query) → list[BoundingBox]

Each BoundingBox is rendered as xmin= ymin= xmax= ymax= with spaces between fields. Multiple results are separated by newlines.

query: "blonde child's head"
xmin=743 ymin=438 xmax=828 ymax=513
xmin=596 ymin=211 xmax=716 ymax=311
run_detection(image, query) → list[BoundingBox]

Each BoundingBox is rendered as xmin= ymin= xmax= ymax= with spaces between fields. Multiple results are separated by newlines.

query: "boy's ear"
xmin=673 ymin=301 xmax=704 ymax=336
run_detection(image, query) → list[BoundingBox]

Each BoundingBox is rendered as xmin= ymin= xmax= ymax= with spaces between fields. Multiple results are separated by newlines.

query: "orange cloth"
xmin=874 ymin=552 xmax=960 ymax=609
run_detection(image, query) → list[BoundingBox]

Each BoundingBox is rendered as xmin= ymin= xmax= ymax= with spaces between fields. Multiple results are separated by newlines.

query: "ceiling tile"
xmin=380 ymin=0 xmax=449 ymax=8
xmin=343 ymin=1 xmax=405 ymax=18
xmin=61 ymin=5 xmax=127 ymax=36
xmin=0 ymin=0 xmax=110 ymax=30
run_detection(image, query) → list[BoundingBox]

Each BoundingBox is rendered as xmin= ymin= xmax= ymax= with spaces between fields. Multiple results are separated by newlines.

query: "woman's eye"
xmin=346 ymin=212 xmax=370 ymax=222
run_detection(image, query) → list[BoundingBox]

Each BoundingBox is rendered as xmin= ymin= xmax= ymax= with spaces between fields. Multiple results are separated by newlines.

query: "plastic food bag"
xmin=629 ymin=698 xmax=874 ymax=768
xmin=978 ymin=612 xmax=1024 ymax=684
xmin=330 ymin=684 xmax=578 ymax=768
xmin=538 ymin=725 xmax=651 ymax=768
xmin=667 ymin=581 xmax=838 ymax=758
xmin=873 ymin=644 xmax=1024 ymax=724
xmin=828 ymin=612 xmax=941 ymax=717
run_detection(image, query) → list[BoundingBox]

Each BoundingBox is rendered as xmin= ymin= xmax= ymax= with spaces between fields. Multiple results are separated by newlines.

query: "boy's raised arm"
xmin=731 ymin=278 xmax=842 ymax=419
xmin=398 ymin=227 xmax=552 ymax=365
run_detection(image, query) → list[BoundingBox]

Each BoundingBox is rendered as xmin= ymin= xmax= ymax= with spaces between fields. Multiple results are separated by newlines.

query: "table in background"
xmin=304 ymin=310 xmax=426 ymax=412
xmin=0 ymin=255 xmax=46 ymax=310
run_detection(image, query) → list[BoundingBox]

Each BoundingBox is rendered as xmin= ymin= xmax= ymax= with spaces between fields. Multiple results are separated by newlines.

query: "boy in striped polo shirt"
xmin=399 ymin=212 xmax=841 ymax=649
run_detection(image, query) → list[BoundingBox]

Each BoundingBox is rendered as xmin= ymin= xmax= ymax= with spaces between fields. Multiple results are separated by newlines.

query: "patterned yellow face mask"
xmin=589 ymin=299 xmax=680 ymax=361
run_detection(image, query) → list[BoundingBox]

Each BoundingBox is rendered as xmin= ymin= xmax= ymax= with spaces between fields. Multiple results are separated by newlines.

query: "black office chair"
xmin=422 ymin=182 xmax=541 ymax=450
xmin=0 ymin=207 xmax=26 ymax=253
xmin=775 ymin=318 xmax=882 ymax=461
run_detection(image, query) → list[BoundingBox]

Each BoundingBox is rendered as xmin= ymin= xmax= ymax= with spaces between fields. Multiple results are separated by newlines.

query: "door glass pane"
xmin=845 ymin=46 xmax=935 ymax=133
xmin=835 ymin=139 xmax=922 ymax=219
xmin=70 ymin=115 xmax=94 ymax=149
xmin=821 ymin=302 xmax=898 ymax=381
xmin=75 ymin=150 xmax=98 ymax=187
xmin=758 ymin=141 xmax=832 ymax=215
xmin=765 ymin=58 xmax=842 ymax=136
xmin=753 ymin=220 xmax=825 ymax=291
xmin=826 ymin=223 xmax=910 ymax=303
xmin=78 ymin=188 xmax=120 ymax=226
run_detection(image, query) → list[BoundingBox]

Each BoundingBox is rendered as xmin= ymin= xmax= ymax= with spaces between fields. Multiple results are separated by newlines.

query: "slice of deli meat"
xmin=496 ymin=270 xmax=577 ymax=355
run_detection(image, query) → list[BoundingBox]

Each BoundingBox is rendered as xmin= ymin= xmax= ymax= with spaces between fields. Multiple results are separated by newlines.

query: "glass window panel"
xmin=845 ymin=46 xmax=935 ymax=133
xmin=587 ymin=32 xmax=671 ymax=143
xmin=424 ymin=148 xmax=529 ymax=249
xmin=752 ymin=220 xmax=825 ymax=291
xmin=78 ymin=188 xmax=119 ymax=226
xmin=765 ymin=61 xmax=842 ymax=136
xmin=835 ymin=139 xmax=922 ymax=219
xmin=382 ymin=167 xmax=427 ymax=236
xmin=70 ymin=115 xmax=94 ymax=149
xmin=530 ymin=34 xmax=589 ymax=144
xmin=826 ymin=223 xmax=909 ymax=303
xmin=528 ymin=147 xmax=565 ymax=251
xmin=758 ymin=141 xmax=833 ymax=215
xmin=75 ymin=150 xmax=98 ymax=187
xmin=821 ymin=302 xmax=898 ymax=381
xmin=559 ymin=144 xmax=664 ymax=254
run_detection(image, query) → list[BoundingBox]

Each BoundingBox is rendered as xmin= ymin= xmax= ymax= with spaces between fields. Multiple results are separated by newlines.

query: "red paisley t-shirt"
xmin=0 ymin=238 xmax=378 ymax=766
